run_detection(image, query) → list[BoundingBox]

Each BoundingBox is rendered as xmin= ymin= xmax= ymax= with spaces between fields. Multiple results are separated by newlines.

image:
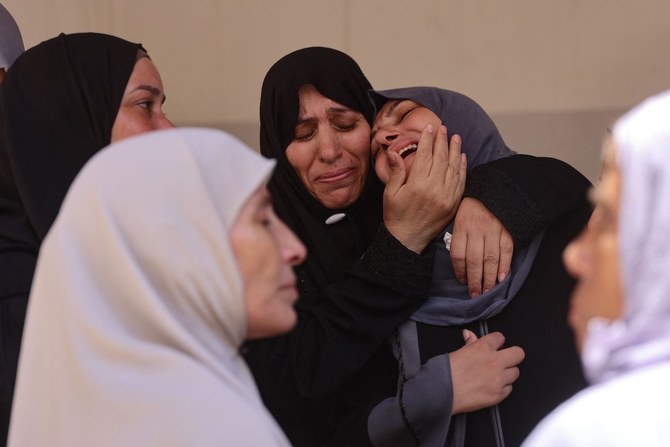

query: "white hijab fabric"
xmin=9 ymin=128 xmax=290 ymax=446
xmin=0 ymin=4 xmax=24 ymax=70
xmin=581 ymin=89 xmax=670 ymax=384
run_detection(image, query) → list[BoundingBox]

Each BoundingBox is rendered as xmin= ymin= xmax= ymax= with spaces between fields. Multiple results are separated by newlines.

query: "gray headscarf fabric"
xmin=370 ymin=87 xmax=543 ymax=326
xmin=580 ymin=89 xmax=670 ymax=384
xmin=0 ymin=4 xmax=24 ymax=70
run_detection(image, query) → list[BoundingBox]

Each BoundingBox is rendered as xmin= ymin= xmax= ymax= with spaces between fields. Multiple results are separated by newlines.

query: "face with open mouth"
xmin=371 ymin=99 xmax=443 ymax=184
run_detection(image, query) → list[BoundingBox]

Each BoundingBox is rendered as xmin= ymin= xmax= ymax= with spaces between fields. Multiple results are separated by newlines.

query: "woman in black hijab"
xmin=247 ymin=47 xmax=447 ymax=446
xmin=0 ymin=32 xmax=173 ymax=444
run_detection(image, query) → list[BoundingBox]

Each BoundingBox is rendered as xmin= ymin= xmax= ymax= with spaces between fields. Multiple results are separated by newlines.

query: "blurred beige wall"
xmin=5 ymin=0 xmax=670 ymax=182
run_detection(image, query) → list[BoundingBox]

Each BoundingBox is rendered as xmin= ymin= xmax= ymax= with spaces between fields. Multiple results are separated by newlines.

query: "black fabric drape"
xmin=0 ymin=32 xmax=141 ymax=446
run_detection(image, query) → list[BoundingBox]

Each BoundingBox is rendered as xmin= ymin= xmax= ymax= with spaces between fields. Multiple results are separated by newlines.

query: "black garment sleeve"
xmin=464 ymin=154 xmax=593 ymax=245
xmin=243 ymin=225 xmax=433 ymax=445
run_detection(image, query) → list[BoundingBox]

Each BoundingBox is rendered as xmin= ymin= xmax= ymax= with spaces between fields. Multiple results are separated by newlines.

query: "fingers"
xmin=407 ymin=123 xmax=436 ymax=180
xmin=498 ymin=230 xmax=514 ymax=282
xmin=465 ymin=235 xmax=484 ymax=297
xmin=499 ymin=384 xmax=514 ymax=401
xmin=463 ymin=329 xmax=478 ymax=345
xmin=382 ymin=149 xmax=407 ymax=197
xmin=482 ymin=234 xmax=500 ymax=294
xmin=455 ymin=153 xmax=467 ymax=198
xmin=444 ymin=133 xmax=465 ymax=202
xmin=478 ymin=331 xmax=505 ymax=350
xmin=502 ymin=366 xmax=521 ymax=385
xmin=450 ymin=229 xmax=467 ymax=284
xmin=499 ymin=345 xmax=526 ymax=367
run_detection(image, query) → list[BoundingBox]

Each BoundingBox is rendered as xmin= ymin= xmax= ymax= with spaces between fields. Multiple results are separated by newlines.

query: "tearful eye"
xmin=399 ymin=106 xmax=417 ymax=121
xmin=294 ymin=131 xmax=315 ymax=142
xmin=293 ymin=123 xmax=316 ymax=142
xmin=334 ymin=121 xmax=358 ymax=132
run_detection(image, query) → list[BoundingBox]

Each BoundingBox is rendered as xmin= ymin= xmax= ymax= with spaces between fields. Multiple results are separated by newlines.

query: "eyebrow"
xmin=370 ymin=99 xmax=407 ymax=141
xmin=295 ymin=106 xmax=356 ymax=126
xmin=384 ymin=99 xmax=406 ymax=118
xmin=134 ymin=84 xmax=167 ymax=105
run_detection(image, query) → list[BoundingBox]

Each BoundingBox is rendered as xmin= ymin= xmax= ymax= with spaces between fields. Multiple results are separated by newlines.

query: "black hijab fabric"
xmin=259 ymin=47 xmax=384 ymax=301
xmin=1 ymin=32 xmax=142 ymax=242
xmin=0 ymin=32 xmax=142 ymax=445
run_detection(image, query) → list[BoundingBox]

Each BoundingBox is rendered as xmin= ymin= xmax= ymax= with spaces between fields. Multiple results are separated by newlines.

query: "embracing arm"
xmin=464 ymin=155 xmax=592 ymax=245
xmin=452 ymin=155 xmax=592 ymax=295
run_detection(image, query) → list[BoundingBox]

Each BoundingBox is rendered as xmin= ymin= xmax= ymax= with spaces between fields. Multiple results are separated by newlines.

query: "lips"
xmin=398 ymin=143 xmax=418 ymax=159
xmin=387 ymin=137 xmax=419 ymax=160
xmin=316 ymin=167 xmax=353 ymax=183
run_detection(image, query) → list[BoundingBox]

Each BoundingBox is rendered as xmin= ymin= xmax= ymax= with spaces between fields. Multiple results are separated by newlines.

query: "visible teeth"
xmin=398 ymin=144 xmax=417 ymax=158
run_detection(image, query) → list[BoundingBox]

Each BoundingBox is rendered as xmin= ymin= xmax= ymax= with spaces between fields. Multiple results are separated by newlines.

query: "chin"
xmin=247 ymin=311 xmax=297 ymax=339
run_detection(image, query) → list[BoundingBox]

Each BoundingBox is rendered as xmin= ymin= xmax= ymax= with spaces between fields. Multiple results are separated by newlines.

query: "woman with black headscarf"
xmin=245 ymin=47 xmax=528 ymax=446
xmin=368 ymin=87 xmax=591 ymax=446
xmin=0 ymin=32 xmax=173 ymax=444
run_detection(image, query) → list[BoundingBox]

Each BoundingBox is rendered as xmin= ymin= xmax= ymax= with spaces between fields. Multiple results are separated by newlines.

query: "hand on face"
xmin=372 ymin=100 xmax=467 ymax=253
xmin=230 ymin=186 xmax=307 ymax=340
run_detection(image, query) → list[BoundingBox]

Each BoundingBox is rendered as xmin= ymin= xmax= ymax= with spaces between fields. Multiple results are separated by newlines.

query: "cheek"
xmin=285 ymin=144 xmax=313 ymax=181
xmin=111 ymin=109 xmax=146 ymax=143
xmin=343 ymin=131 xmax=371 ymax=172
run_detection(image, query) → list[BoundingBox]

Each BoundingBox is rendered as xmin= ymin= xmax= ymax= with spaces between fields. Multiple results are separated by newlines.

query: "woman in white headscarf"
xmin=523 ymin=89 xmax=670 ymax=446
xmin=0 ymin=3 xmax=24 ymax=81
xmin=9 ymin=128 xmax=306 ymax=446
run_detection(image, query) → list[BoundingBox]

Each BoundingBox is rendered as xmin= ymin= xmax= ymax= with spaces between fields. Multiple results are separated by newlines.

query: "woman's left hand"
xmin=450 ymin=198 xmax=514 ymax=297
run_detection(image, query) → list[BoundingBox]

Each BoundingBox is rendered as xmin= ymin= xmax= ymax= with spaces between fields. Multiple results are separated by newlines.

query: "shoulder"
xmin=523 ymin=363 xmax=670 ymax=446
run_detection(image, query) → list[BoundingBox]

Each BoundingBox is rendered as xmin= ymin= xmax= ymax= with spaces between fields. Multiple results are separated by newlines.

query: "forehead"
xmin=592 ymin=140 xmax=621 ymax=212
xmin=297 ymin=85 xmax=353 ymax=116
xmin=126 ymin=57 xmax=161 ymax=85
xmin=372 ymin=99 xmax=418 ymax=129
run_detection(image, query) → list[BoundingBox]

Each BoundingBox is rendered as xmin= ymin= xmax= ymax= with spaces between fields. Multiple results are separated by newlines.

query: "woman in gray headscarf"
xmin=0 ymin=3 xmax=24 ymax=81
xmin=368 ymin=87 xmax=591 ymax=446
xmin=523 ymin=89 xmax=670 ymax=446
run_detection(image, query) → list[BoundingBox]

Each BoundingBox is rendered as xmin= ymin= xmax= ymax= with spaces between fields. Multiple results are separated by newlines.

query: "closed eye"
xmin=399 ymin=105 xmax=418 ymax=121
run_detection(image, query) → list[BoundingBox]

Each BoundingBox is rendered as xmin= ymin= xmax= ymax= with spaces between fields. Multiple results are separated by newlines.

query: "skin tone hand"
xmin=449 ymin=329 xmax=524 ymax=415
xmin=450 ymin=198 xmax=514 ymax=297
xmin=383 ymin=124 xmax=467 ymax=254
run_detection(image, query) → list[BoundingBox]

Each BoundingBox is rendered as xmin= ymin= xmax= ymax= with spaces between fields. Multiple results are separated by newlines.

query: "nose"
xmin=157 ymin=112 xmax=176 ymax=130
xmin=563 ymin=238 xmax=581 ymax=279
xmin=373 ymin=128 xmax=398 ymax=152
xmin=563 ymin=227 xmax=593 ymax=280
xmin=278 ymin=220 xmax=307 ymax=266
xmin=317 ymin=128 xmax=342 ymax=163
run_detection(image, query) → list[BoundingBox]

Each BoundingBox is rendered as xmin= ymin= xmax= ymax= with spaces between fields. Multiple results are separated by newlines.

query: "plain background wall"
xmin=5 ymin=0 xmax=670 ymax=182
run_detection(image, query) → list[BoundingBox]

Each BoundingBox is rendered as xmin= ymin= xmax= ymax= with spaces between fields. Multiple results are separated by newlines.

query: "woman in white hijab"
xmin=9 ymin=127 xmax=306 ymax=446
xmin=523 ymin=89 xmax=670 ymax=446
